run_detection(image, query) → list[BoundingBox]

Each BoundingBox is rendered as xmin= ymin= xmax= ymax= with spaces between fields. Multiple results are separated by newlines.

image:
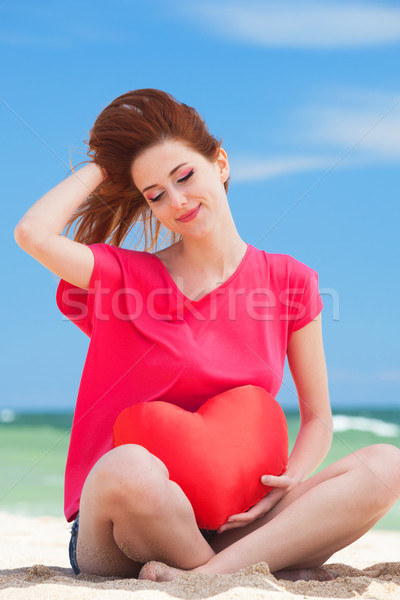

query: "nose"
xmin=168 ymin=188 xmax=187 ymax=209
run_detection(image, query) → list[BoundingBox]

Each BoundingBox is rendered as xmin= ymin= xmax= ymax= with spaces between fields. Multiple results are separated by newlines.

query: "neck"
xmin=175 ymin=216 xmax=247 ymax=280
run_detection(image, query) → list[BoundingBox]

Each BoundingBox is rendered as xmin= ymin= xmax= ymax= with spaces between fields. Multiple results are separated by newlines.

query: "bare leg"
xmin=76 ymin=445 xmax=216 ymax=577
xmin=139 ymin=444 xmax=400 ymax=581
xmin=197 ymin=444 xmax=400 ymax=575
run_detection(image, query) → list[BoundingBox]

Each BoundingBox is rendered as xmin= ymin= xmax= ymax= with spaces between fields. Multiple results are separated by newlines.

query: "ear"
xmin=216 ymin=147 xmax=229 ymax=185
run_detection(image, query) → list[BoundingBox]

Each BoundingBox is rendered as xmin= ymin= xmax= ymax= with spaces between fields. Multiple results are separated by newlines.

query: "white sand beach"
xmin=0 ymin=511 xmax=399 ymax=599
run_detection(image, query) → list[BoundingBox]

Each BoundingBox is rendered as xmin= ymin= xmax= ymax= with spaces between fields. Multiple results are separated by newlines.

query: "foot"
xmin=273 ymin=567 xmax=336 ymax=582
xmin=138 ymin=560 xmax=188 ymax=582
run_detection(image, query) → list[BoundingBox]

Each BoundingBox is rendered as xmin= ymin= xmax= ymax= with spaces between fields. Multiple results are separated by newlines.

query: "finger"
xmin=218 ymin=509 xmax=270 ymax=533
xmin=225 ymin=499 xmax=277 ymax=529
xmin=217 ymin=520 xmax=249 ymax=534
xmin=261 ymin=474 xmax=291 ymax=488
xmin=228 ymin=506 xmax=264 ymax=522
xmin=224 ymin=514 xmax=251 ymax=525
xmin=219 ymin=514 xmax=255 ymax=530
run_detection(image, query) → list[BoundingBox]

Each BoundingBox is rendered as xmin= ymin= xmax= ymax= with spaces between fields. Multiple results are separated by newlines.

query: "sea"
xmin=1 ymin=408 xmax=399 ymax=530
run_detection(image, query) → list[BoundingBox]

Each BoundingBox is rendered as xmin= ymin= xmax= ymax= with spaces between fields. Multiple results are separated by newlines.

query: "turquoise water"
xmin=0 ymin=409 xmax=399 ymax=529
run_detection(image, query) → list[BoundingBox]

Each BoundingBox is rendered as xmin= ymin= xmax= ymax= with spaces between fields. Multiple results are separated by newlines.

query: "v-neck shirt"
xmin=149 ymin=243 xmax=251 ymax=304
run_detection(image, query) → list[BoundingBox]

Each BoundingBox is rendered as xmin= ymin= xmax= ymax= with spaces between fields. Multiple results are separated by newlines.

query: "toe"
xmin=138 ymin=562 xmax=157 ymax=581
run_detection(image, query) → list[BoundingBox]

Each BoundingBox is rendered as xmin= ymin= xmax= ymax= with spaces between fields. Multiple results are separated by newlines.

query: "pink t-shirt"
xmin=56 ymin=242 xmax=323 ymax=522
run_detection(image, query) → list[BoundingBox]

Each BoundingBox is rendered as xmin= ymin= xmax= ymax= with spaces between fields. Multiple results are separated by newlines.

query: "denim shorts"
xmin=69 ymin=512 xmax=216 ymax=575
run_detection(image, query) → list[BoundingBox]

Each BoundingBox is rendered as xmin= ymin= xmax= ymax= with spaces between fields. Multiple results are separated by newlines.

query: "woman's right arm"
xmin=14 ymin=162 xmax=106 ymax=290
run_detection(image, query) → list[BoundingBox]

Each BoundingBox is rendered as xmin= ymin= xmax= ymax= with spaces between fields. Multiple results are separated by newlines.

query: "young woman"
xmin=14 ymin=89 xmax=400 ymax=583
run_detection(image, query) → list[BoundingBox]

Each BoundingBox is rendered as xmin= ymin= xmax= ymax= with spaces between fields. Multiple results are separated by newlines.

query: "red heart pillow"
xmin=113 ymin=384 xmax=288 ymax=530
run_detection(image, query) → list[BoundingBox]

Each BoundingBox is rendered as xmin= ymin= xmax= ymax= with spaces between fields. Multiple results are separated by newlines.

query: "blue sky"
xmin=2 ymin=0 xmax=399 ymax=411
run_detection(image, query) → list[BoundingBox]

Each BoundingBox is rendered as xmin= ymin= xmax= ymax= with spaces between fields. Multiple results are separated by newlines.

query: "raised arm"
xmin=14 ymin=162 xmax=106 ymax=290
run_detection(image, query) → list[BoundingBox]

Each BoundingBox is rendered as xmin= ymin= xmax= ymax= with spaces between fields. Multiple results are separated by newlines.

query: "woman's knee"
xmin=355 ymin=443 xmax=400 ymax=506
xmin=84 ymin=444 xmax=170 ymax=514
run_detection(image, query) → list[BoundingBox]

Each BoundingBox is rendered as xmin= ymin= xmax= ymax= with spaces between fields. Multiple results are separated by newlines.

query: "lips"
xmin=177 ymin=204 xmax=201 ymax=222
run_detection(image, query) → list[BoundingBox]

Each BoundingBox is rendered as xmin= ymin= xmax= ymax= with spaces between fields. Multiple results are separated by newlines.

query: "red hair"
xmin=65 ymin=89 xmax=229 ymax=251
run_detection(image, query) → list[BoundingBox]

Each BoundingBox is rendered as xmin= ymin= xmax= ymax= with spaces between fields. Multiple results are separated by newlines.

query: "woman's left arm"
xmin=284 ymin=311 xmax=333 ymax=483
xmin=218 ymin=312 xmax=333 ymax=533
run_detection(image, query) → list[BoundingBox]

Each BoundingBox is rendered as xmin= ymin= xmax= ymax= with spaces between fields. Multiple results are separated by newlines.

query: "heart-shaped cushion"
xmin=112 ymin=384 xmax=288 ymax=530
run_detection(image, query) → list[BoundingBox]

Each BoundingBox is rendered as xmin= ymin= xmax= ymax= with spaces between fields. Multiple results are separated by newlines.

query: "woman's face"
xmin=130 ymin=139 xmax=229 ymax=237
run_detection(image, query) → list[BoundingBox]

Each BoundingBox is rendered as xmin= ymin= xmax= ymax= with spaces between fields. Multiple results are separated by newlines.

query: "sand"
xmin=0 ymin=511 xmax=399 ymax=599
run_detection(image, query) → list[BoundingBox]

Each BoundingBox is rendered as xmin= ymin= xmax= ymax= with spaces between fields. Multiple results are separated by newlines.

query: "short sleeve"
xmin=285 ymin=263 xmax=324 ymax=338
xmin=56 ymin=243 xmax=124 ymax=337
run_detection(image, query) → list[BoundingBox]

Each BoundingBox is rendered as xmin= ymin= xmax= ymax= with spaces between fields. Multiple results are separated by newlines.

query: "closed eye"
xmin=178 ymin=169 xmax=194 ymax=183
xmin=148 ymin=169 xmax=194 ymax=203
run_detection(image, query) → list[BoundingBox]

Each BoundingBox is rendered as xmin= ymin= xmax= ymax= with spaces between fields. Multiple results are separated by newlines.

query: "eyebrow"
xmin=142 ymin=162 xmax=189 ymax=194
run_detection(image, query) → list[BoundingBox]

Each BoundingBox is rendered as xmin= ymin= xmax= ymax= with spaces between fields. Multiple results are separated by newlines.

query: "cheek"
xmin=151 ymin=204 xmax=170 ymax=222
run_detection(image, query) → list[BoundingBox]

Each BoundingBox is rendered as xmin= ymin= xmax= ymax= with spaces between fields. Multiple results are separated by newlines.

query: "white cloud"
xmin=0 ymin=32 xmax=69 ymax=48
xmin=295 ymin=89 xmax=400 ymax=159
xmin=329 ymin=368 xmax=369 ymax=383
xmin=229 ymin=87 xmax=400 ymax=182
xmin=376 ymin=368 xmax=400 ymax=382
xmin=183 ymin=1 xmax=400 ymax=48
xmin=329 ymin=367 xmax=400 ymax=383
xmin=230 ymin=155 xmax=333 ymax=182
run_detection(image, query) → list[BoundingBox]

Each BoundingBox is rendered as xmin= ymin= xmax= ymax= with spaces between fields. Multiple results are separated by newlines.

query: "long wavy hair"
xmin=64 ymin=89 xmax=229 ymax=252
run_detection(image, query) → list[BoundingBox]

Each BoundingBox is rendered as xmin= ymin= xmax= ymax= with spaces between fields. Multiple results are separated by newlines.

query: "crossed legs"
xmin=75 ymin=443 xmax=400 ymax=579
